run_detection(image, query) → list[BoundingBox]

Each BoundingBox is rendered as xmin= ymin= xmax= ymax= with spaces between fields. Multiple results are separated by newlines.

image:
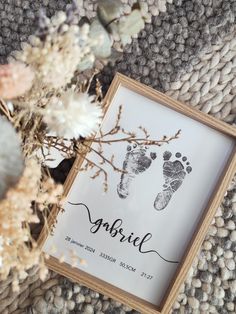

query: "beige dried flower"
xmin=14 ymin=13 xmax=94 ymax=90
xmin=0 ymin=63 xmax=34 ymax=99
xmin=0 ymin=158 xmax=63 ymax=288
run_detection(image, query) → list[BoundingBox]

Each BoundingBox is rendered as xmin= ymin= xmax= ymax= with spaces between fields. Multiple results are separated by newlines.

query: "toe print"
xmin=117 ymin=144 xmax=157 ymax=199
xmin=154 ymin=151 xmax=192 ymax=211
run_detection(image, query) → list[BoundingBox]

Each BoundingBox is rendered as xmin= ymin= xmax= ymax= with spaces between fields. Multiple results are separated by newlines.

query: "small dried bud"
xmin=0 ymin=63 xmax=34 ymax=99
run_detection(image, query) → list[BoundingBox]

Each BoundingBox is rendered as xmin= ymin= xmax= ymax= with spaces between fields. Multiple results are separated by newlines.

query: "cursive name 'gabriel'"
xmin=68 ymin=202 xmax=178 ymax=264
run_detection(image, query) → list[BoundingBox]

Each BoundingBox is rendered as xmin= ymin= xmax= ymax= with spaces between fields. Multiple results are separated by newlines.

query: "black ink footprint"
xmin=117 ymin=144 xmax=157 ymax=199
xmin=154 ymin=151 xmax=192 ymax=211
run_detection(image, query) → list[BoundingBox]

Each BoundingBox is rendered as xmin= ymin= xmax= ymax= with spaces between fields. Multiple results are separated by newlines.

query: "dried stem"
xmin=80 ymin=154 xmax=109 ymax=192
xmin=87 ymin=130 xmax=181 ymax=145
xmin=0 ymin=98 xmax=13 ymax=122
xmin=81 ymin=142 xmax=124 ymax=174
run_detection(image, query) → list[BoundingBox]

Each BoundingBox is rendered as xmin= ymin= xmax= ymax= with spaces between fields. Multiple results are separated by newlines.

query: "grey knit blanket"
xmin=0 ymin=1 xmax=235 ymax=313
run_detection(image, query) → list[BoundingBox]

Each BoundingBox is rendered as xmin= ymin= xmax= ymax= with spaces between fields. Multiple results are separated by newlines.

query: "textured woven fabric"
xmin=166 ymin=32 xmax=236 ymax=123
xmin=0 ymin=1 xmax=235 ymax=314
xmin=100 ymin=0 xmax=236 ymax=91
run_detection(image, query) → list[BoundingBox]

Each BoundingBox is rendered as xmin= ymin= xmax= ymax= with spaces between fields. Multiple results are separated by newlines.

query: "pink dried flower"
xmin=0 ymin=63 xmax=34 ymax=100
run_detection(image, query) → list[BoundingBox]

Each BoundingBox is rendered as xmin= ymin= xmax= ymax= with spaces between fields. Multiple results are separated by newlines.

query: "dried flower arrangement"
xmin=0 ymin=0 xmax=180 ymax=290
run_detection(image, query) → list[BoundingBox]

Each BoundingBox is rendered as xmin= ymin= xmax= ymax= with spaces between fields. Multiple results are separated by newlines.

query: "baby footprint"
xmin=154 ymin=151 xmax=192 ymax=211
xmin=117 ymin=144 xmax=157 ymax=199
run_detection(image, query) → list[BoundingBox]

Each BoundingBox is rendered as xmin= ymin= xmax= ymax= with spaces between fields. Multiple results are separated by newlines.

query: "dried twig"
xmin=0 ymin=98 xmax=13 ymax=122
xmin=82 ymin=142 xmax=124 ymax=174
xmin=87 ymin=131 xmax=181 ymax=145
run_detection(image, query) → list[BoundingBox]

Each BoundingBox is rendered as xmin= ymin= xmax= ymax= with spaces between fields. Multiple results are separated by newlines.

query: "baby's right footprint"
xmin=154 ymin=151 xmax=192 ymax=211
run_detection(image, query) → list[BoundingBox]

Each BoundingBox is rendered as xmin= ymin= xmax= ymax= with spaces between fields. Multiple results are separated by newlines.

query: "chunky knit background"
xmin=0 ymin=1 xmax=236 ymax=313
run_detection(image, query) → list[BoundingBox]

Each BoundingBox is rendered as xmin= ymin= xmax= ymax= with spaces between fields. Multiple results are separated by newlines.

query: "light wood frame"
xmin=39 ymin=73 xmax=236 ymax=314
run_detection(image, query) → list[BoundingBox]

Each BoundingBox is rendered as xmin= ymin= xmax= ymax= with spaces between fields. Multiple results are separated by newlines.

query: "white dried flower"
xmin=0 ymin=116 xmax=24 ymax=199
xmin=43 ymin=91 xmax=103 ymax=139
xmin=13 ymin=14 xmax=95 ymax=90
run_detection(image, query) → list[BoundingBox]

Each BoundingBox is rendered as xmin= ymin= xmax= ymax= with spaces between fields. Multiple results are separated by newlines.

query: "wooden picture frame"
xmin=39 ymin=73 xmax=236 ymax=314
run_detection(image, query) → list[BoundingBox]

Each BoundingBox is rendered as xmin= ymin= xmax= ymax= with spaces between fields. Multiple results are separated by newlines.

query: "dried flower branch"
xmin=43 ymin=102 xmax=181 ymax=191
xmin=88 ymin=129 xmax=181 ymax=146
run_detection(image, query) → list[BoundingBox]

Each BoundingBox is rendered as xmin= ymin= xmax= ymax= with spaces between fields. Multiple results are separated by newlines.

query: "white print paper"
xmin=44 ymin=86 xmax=234 ymax=306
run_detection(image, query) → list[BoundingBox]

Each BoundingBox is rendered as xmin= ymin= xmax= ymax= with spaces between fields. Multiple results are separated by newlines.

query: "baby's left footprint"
xmin=117 ymin=144 xmax=157 ymax=199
